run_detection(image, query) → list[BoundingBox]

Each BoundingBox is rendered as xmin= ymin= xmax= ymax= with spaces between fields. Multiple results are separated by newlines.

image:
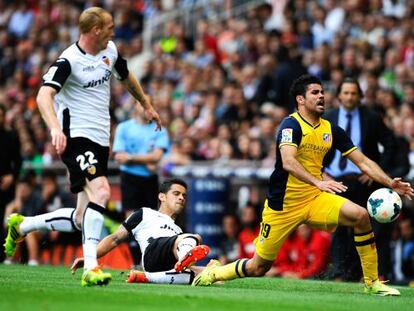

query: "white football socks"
xmin=177 ymin=236 xmax=198 ymax=261
xmin=19 ymin=208 xmax=78 ymax=235
xmin=145 ymin=269 xmax=194 ymax=284
xmin=82 ymin=202 xmax=105 ymax=270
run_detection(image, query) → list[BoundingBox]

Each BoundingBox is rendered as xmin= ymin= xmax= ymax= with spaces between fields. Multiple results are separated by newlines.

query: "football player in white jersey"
xmin=71 ymin=178 xmax=211 ymax=285
xmin=4 ymin=7 xmax=162 ymax=287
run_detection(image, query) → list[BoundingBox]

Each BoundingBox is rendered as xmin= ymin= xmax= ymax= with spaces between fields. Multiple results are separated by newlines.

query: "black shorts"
xmin=120 ymin=172 xmax=159 ymax=211
xmin=61 ymin=137 xmax=109 ymax=193
xmin=143 ymin=236 xmax=178 ymax=272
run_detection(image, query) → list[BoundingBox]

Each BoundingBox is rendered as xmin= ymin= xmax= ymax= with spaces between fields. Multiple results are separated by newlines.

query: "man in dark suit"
xmin=323 ymin=78 xmax=405 ymax=281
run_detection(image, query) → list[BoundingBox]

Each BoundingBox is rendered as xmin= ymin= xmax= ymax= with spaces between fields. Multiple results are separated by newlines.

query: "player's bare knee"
xmin=73 ymin=210 xmax=83 ymax=229
xmin=360 ymin=209 xmax=371 ymax=226
xmin=247 ymin=261 xmax=271 ymax=277
xmin=192 ymin=234 xmax=202 ymax=244
xmin=181 ymin=233 xmax=202 ymax=244
xmin=354 ymin=208 xmax=370 ymax=228
xmin=94 ymin=184 xmax=110 ymax=205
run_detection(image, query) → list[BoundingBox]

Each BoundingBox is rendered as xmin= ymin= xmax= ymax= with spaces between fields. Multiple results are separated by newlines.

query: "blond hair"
xmin=78 ymin=7 xmax=109 ymax=34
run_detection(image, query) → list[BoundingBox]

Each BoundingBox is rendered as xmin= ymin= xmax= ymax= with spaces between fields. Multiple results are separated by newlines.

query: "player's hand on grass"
xmin=390 ymin=177 xmax=414 ymax=200
xmin=316 ymin=180 xmax=348 ymax=194
xmin=70 ymin=257 xmax=84 ymax=275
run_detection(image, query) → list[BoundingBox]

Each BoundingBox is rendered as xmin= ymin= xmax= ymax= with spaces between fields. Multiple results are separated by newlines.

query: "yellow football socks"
xmin=354 ymin=230 xmax=378 ymax=283
xmin=214 ymin=259 xmax=249 ymax=281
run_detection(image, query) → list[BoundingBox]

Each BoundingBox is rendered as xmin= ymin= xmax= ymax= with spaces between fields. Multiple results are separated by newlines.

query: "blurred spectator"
xmin=7 ymin=2 xmax=33 ymax=39
xmin=391 ymin=218 xmax=414 ymax=286
xmin=113 ymin=3 xmax=143 ymax=42
xmin=383 ymin=0 xmax=407 ymax=18
xmin=254 ymin=54 xmax=278 ymax=105
xmin=296 ymin=18 xmax=314 ymax=52
xmin=267 ymin=224 xmax=331 ymax=279
xmin=238 ymin=202 xmax=260 ymax=259
xmin=388 ymin=115 xmax=411 ymax=178
xmin=126 ymin=37 xmax=153 ymax=80
xmin=310 ymin=5 xmax=333 ymax=47
xmin=4 ymin=174 xmax=42 ymax=265
xmin=40 ymin=171 xmax=75 ymax=214
xmin=38 ymin=171 xmax=77 ymax=265
xmin=184 ymin=39 xmax=215 ymax=69
xmin=273 ymin=43 xmax=307 ymax=111
xmin=220 ymin=85 xmax=254 ymax=127
xmin=0 ymin=104 xmax=21 ymax=262
xmin=218 ymin=213 xmax=241 ymax=265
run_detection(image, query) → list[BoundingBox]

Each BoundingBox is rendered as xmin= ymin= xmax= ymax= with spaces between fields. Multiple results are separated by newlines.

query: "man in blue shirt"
xmin=113 ymin=106 xmax=169 ymax=265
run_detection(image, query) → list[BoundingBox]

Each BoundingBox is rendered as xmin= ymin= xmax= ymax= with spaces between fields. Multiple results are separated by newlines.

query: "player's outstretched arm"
xmin=36 ymin=86 xmax=66 ymax=154
xmin=280 ymin=145 xmax=347 ymax=194
xmin=121 ymin=73 xmax=162 ymax=130
xmin=70 ymin=225 xmax=130 ymax=274
xmin=348 ymin=149 xmax=414 ymax=199
xmin=96 ymin=225 xmax=130 ymax=258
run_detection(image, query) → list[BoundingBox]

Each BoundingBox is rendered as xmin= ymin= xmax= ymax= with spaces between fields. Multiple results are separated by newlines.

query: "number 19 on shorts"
xmin=260 ymin=223 xmax=271 ymax=238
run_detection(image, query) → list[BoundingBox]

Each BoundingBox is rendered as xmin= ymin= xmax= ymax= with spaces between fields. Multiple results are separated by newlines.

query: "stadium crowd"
xmin=0 ymin=0 xmax=414 ymax=285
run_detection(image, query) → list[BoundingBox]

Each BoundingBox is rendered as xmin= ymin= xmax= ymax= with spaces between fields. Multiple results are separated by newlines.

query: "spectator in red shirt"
xmin=268 ymin=224 xmax=331 ymax=279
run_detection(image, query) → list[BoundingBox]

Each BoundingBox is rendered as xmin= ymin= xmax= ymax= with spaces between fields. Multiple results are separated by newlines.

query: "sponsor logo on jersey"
xmin=83 ymin=69 xmax=112 ymax=88
xmin=281 ymin=128 xmax=293 ymax=143
xmin=301 ymin=142 xmax=330 ymax=154
xmin=102 ymin=55 xmax=110 ymax=66
xmin=83 ymin=65 xmax=95 ymax=72
xmin=160 ymin=224 xmax=181 ymax=234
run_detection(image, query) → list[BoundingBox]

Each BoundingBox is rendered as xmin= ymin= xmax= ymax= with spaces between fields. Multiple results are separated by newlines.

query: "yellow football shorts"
xmin=255 ymin=192 xmax=347 ymax=261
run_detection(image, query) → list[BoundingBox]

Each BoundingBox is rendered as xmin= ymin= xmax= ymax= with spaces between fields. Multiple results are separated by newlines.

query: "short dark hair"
xmin=159 ymin=178 xmax=188 ymax=194
xmin=0 ymin=104 xmax=6 ymax=115
xmin=289 ymin=74 xmax=322 ymax=108
xmin=336 ymin=77 xmax=363 ymax=98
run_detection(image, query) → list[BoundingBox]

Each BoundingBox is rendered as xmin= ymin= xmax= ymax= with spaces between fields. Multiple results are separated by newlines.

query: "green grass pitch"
xmin=1 ymin=265 xmax=413 ymax=311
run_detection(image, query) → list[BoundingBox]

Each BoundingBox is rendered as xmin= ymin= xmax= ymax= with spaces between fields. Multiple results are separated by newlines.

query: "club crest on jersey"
xmin=102 ymin=56 xmax=110 ymax=66
xmin=281 ymin=128 xmax=293 ymax=143
xmin=87 ymin=165 xmax=96 ymax=175
xmin=323 ymin=133 xmax=331 ymax=143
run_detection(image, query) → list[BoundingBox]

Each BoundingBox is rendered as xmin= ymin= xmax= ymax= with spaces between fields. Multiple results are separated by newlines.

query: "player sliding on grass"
xmin=70 ymin=178 xmax=210 ymax=285
xmin=193 ymin=75 xmax=414 ymax=296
